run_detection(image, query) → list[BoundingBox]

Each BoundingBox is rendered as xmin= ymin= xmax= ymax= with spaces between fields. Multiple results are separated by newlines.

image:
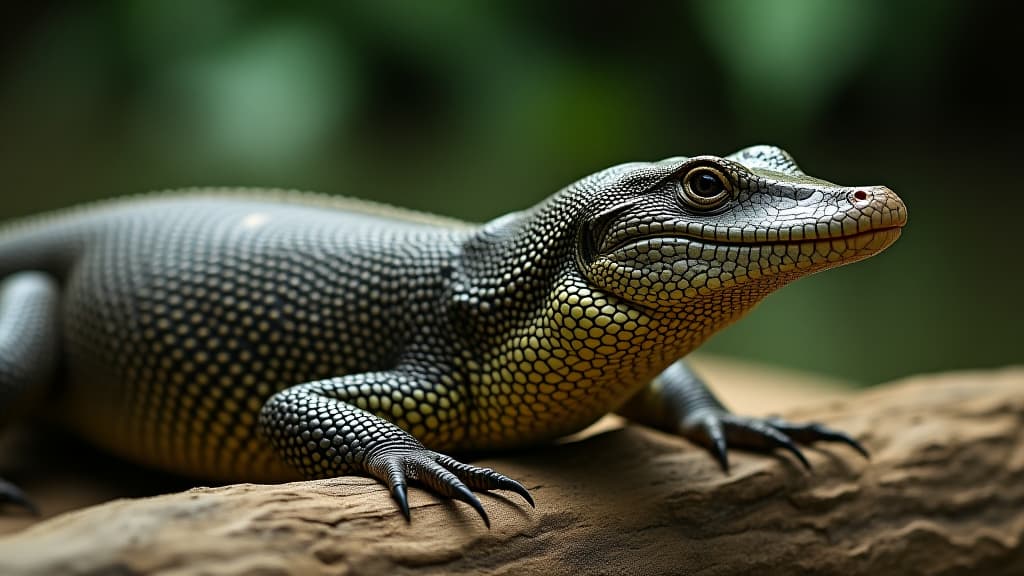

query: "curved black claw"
xmin=391 ymin=482 xmax=410 ymax=521
xmin=700 ymin=418 xmax=730 ymax=473
xmin=681 ymin=410 xmax=866 ymax=473
xmin=765 ymin=418 xmax=871 ymax=459
xmin=0 ymin=477 xmax=38 ymax=516
xmin=449 ymin=482 xmax=490 ymax=528
xmin=494 ymin=476 xmax=535 ymax=508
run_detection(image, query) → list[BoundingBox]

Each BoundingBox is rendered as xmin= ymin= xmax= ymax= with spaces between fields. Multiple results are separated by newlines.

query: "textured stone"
xmin=0 ymin=364 xmax=1021 ymax=575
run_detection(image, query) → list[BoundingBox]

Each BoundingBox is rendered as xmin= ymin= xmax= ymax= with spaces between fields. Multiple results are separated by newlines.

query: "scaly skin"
xmin=0 ymin=146 xmax=906 ymax=524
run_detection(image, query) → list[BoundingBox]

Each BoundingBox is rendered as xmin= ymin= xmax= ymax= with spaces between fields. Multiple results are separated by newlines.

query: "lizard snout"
xmin=848 ymin=186 xmax=907 ymax=230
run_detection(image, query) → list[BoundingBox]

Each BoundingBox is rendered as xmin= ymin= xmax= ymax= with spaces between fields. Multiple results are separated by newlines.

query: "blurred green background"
xmin=0 ymin=1 xmax=1019 ymax=385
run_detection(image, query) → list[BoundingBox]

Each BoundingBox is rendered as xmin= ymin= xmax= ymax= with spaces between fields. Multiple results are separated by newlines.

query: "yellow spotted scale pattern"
xmin=0 ymin=146 xmax=906 ymax=520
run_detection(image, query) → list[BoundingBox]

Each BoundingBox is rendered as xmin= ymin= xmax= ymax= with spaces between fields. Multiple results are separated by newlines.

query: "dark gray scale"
xmin=0 ymin=146 xmax=904 ymax=523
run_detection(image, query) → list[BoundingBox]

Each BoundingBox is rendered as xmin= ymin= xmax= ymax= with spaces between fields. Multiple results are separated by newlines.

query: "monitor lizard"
xmin=0 ymin=145 xmax=907 ymax=525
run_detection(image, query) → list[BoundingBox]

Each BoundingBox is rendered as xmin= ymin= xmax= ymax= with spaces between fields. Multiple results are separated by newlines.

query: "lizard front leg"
xmin=616 ymin=360 xmax=868 ymax=472
xmin=0 ymin=271 xmax=61 ymax=513
xmin=259 ymin=371 xmax=532 ymax=525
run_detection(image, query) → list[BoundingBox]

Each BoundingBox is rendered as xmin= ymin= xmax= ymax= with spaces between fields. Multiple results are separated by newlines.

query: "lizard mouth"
xmin=603 ymin=225 xmax=904 ymax=257
xmin=600 ymin=184 xmax=908 ymax=257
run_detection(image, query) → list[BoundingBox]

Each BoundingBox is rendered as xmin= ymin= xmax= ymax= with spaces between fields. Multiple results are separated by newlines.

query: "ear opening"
xmin=576 ymin=200 xmax=640 ymax=265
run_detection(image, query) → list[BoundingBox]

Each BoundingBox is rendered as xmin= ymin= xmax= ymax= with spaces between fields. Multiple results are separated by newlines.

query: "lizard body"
xmin=0 ymin=146 xmax=906 ymax=522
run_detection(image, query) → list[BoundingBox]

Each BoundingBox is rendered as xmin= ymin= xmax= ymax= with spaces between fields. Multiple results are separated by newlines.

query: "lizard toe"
xmin=764 ymin=417 xmax=870 ymax=459
xmin=433 ymin=453 xmax=534 ymax=507
xmin=0 ymin=477 xmax=38 ymax=516
xmin=720 ymin=415 xmax=812 ymax=470
xmin=408 ymin=455 xmax=490 ymax=527
xmin=682 ymin=409 xmax=872 ymax=471
xmin=375 ymin=456 xmax=413 ymax=521
xmin=680 ymin=413 xmax=730 ymax=473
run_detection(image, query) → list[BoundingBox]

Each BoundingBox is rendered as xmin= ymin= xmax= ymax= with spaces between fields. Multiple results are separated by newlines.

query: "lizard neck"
xmin=450 ymin=191 xmax=790 ymax=449
xmin=451 ymin=188 xmax=584 ymax=336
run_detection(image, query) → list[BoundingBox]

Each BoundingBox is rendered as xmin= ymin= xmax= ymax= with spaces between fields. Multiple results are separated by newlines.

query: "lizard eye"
xmin=680 ymin=167 xmax=731 ymax=210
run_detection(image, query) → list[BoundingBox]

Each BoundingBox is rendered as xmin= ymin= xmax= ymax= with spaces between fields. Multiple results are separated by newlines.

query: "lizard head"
xmin=575 ymin=145 xmax=907 ymax=310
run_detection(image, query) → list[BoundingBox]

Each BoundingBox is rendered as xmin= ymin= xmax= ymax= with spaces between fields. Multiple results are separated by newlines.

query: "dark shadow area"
xmin=0 ymin=420 xmax=210 ymax=533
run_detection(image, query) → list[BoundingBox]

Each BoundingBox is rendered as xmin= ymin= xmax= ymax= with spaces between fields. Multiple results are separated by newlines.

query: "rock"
xmin=0 ymin=366 xmax=1021 ymax=575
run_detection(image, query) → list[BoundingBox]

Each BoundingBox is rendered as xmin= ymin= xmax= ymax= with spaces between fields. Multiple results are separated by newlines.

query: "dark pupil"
xmin=693 ymin=172 xmax=723 ymax=198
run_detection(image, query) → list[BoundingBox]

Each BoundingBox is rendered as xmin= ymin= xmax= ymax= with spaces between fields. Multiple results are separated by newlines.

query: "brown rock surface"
xmin=0 ymin=363 xmax=1021 ymax=575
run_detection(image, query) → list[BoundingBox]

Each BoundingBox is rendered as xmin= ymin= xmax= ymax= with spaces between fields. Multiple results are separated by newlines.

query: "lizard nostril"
xmin=852 ymin=190 xmax=868 ymax=201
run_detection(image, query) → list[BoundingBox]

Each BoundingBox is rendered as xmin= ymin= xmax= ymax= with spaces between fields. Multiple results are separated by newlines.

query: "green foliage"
xmin=693 ymin=0 xmax=880 ymax=129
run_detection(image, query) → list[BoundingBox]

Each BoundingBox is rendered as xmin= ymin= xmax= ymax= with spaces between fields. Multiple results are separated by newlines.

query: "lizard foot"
xmin=680 ymin=409 xmax=869 ymax=473
xmin=0 ymin=477 xmax=38 ymax=515
xmin=366 ymin=445 xmax=533 ymax=526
